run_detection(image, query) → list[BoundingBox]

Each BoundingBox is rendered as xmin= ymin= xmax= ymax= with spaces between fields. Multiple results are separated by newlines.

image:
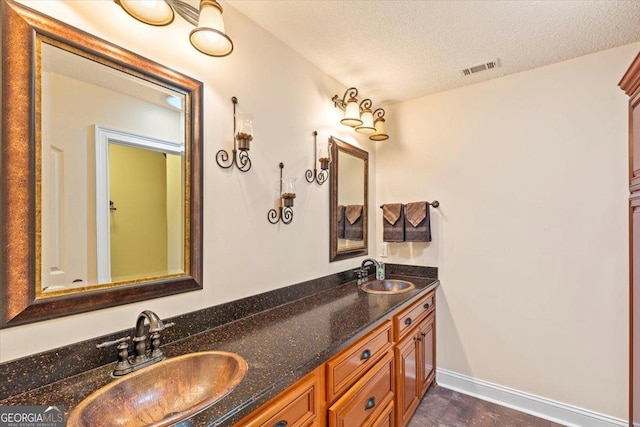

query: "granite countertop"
xmin=1 ymin=274 xmax=439 ymax=426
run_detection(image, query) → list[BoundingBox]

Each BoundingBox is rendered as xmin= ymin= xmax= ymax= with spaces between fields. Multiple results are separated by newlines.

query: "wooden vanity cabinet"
xmin=234 ymin=366 xmax=324 ymax=427
xmin=236 ymin=288 xmax=437 ymax=427
xmin=393 ymin=291 xmax=436 ymax=427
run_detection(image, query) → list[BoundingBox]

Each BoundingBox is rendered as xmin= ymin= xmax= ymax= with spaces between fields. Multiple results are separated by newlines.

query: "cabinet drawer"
xmin=394 ymin=292 xmax=434 ymax=340
xmin=328 ymin=351 xmax=394 ymax=427
xmin=369 ymin=400 xmax=394 ymax=427
xmin=327 ymin=321 xmax=393 ymax=403
xmin=236 ymin=368 xmax=319 ymax=427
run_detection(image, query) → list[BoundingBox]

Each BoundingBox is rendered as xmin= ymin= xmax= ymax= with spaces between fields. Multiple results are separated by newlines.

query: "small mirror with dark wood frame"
xmin=0 ymin=0 xmax=203 ymax=328
xmin=330 ymin=137 xmax=369 ymax=261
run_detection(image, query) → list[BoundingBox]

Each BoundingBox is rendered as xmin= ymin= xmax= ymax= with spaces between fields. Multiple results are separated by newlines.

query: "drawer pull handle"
xmin=424 ymin=303 xmax=430 ymax=310
xmin=405 ymin=318 xmax=412 ymax=326
xmin=274 ymin=421 xmax=288 ymax=427
xmin=365 ymin=397 xmax=376 ymax=410
xmin=361 ymin=349 xmax=371 ymax=361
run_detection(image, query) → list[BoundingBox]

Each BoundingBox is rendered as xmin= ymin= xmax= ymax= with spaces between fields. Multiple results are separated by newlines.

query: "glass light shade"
xmin=356 ymin=108 xmax=376 ymax=134
xmin=282 ymin=177 xmax=297 ymax=202
xmin=235 ymin=112 xmax=253 ymax=151
xmin=317 ymin=140 xmax=331 ymax=163
xmin=117 ymin=0 xmax=174 ymax=26
xmin=318 ymin=139 xmax=331 ymax=170
xmin=189 ymin=0 xmax=233 ymax=57
xmin=370 ymin=118 xmax=389 ymax=141
xmin=282 ymin=178 xmax=296 ymax=195
xmin=340 ymin=98 xmax=363 ymax=127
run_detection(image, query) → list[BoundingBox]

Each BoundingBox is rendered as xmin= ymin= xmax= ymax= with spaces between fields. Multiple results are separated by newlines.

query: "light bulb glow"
xmin=370 ymin=118 xmax=389 ymax=141
xmin=340 ymin=98 xmax=363 ymax=127
xmin=356 ymin=109 xmax=375 ymax=134
xmin=189 ymin=0 xmax=233 ymax=57
xmin=117 ymin=0 xmax=174 ymax=26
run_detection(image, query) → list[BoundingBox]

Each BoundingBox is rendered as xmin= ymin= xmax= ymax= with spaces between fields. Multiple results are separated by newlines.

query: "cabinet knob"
xmin=365 ymin=397 xmax=376 ymax=410
xmin=361 ymin=349 xmax=371 ymax=361
xmin=416 ymin=336 xmax=422 ymax=342
xmin=424 ymin=303 xmax=430 ymax=310
xmin=274 ymin=421 xmax=288 ymax=427
xmin=405 ymin=318 xmax=412 ymax=326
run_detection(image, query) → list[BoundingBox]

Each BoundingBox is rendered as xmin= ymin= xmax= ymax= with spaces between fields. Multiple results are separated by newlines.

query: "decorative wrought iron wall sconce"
xmin=332 ymin=87 xmax=389 ymax=141
xmin=305 ymin=131 xmax=331 ymax=185
xmin=268 ymin=163 xmax=295 ymax=225
xmin=216 ymin=96 xmax=252 ymax=172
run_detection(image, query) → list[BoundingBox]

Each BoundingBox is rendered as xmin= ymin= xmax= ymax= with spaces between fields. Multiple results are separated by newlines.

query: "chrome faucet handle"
xmin=149 ymin=321 xmax=175 ymax=333
xmin=96 ymin=336 xmax=132 ymax=374
xmin=148 ymin=322 xmax=174 ymax=359
xmin=96 ymin=336 xmax=130 ymax=349
xmin=354 ymin=267 xmax=368 ymax=285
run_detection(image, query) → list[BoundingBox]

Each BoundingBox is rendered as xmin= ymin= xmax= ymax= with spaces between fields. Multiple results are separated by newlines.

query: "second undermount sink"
xmin=361 ymin=279 xmax=415 ymax=294
xmin=66 ymin=351 xmax=248 ymax=427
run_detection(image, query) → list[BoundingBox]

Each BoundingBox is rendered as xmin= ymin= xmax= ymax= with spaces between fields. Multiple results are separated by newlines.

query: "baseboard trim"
xmin=435 ymin=369 xmax=627 ymax=427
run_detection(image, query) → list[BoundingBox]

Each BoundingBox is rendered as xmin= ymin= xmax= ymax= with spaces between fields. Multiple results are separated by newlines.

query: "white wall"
xmin=376 ymin=43 xmax=639 ymax=420
xmin=0 ymin=1 xmax=376 ymax=361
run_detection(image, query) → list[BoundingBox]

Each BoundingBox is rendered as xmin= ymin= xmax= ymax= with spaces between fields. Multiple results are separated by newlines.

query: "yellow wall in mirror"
xmin=109 ymin=144 xmax=170 ymax=282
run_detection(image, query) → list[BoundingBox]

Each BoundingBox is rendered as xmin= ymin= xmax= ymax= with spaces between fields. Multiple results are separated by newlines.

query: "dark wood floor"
xmin=408 ymin=386 xmax=566 ymax=427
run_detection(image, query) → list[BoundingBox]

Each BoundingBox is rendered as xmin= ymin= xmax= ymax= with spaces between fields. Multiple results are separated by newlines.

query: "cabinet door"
xmin=235 ymin=368 xmax=321 ymax=427
xmin=418 ymin=314 xmax=435 ymax=398
xmin=632 ymin=194 xmax=640 ymax=427
xmin=395 ymin=331 xmax=419 ymax=427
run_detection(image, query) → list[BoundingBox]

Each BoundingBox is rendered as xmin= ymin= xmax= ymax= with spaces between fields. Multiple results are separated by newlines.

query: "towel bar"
xmin=380 ymin=200 xmax=439 ymax=209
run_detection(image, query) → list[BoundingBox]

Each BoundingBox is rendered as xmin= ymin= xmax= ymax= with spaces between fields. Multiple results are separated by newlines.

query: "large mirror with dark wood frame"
xmin=0 ymin=0 xmax=203 ymax=328
xmin=329 ymin=136 xmax=369 ymax=261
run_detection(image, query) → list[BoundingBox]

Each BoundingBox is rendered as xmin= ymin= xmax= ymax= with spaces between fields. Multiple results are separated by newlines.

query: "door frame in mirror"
xmin=0 ymin=0 xmax=203 ymax=328
xmin=329 ymin=136 xmax=369 ymax=262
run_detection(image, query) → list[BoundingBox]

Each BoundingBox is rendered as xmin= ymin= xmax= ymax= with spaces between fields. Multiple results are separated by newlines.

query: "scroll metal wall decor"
xmin=268 ymin=163 xmax=295 ymax=225
xmin=216 ymin=96 xmax=252 ymax=172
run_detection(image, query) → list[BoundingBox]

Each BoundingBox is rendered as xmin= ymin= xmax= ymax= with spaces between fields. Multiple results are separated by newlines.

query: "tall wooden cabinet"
xmin=620 ymin=51 xmax=640 ymax=427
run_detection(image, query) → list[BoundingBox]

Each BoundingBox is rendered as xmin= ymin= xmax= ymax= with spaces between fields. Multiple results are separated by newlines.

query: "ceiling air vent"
xmin=460 ymin=59 xmax=500 ymax=76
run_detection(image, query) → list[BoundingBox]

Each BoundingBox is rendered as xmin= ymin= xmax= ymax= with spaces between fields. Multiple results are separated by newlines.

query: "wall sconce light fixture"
xmin=305 ymin=131 xmax=331 ymax=185
xmin=115 ymin=0 xmax=233 ymax=57
xmin=216 ymin=96 xmax=252 ymax=172
xmin=332 ymin=87 xmax=389 ymax=141
xmin=370 ymin=109 xmax=389 ymax=141
xmin=268 ymin=163 xmax=295 ymax=225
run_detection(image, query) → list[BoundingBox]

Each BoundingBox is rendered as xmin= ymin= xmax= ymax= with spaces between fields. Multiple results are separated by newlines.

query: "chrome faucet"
xmin=356 ymin=258 xmax=381 ymax=285
xmin=97 ymin=310 xmax=174 ymax=376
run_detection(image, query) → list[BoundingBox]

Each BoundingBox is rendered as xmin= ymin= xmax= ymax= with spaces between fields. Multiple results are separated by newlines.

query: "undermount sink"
xmin=67 ymin=351 xmax=248 ymax=427
xmin=361 ymin=279 xmax=415 ymax=294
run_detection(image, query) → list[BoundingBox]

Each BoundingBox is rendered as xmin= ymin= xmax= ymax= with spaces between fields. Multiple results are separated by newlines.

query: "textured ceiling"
xmin=226 ymin=0 xmax=640 ymax=104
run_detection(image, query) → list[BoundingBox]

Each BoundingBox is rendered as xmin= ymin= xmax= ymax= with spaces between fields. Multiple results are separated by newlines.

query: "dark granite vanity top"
xmin=0 ymin=268 xmax=438 ymax=426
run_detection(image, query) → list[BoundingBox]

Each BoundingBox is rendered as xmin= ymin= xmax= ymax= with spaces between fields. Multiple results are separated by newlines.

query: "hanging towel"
xmin=344 ymin=204 xmax=364 ymax=241
xmin=382 ymin=203 xmax=405 ymax=242
xmin=337 ymin=205 xmax=345 ymax=239
xmin=405 ymin=201 xmax=431 ymax=242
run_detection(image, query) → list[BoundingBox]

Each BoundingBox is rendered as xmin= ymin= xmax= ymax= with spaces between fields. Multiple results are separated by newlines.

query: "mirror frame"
xmin=329 ymin=136 xmax=369 ymax=262
xmin=0 ymin=0 xmax=203 ymax=328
